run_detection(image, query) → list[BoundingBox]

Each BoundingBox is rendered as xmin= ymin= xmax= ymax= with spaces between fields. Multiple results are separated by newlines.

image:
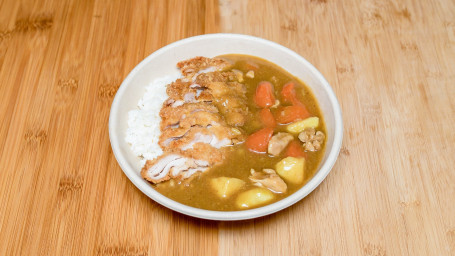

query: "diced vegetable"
xmin=244 ymin=61 xmax=259 ymax=71
xmin=281 ymin=82 xmax=308 ymax=108
xmin=259 ymin=108 xmax=276 ymax=128
xmin=211 ymin=177 xmax=246 ymax=198
xmin=275 ymin=156 xmax=305 ymax=184
xmin=245 ymin=70 xmax=255 ymax=78
xmin=254 ymin=81 xmax=276 ymax=108
xmin=276 ymin=105 xmax=310 ymax=124
xmin=285 ymin=141 xmax=307 ymax=158
xmin=286 ymin=117 xmax=319 ymax=134
xmin=245 ymin=127 xmax=274 ymax=153
xmin=281 ymin=82 xmax=299 ymax=105
xmin=236 ymin=188 xmax=275 ymax=209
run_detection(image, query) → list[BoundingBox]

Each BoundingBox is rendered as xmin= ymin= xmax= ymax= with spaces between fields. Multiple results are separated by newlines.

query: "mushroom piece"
xmin=298 ymin=128 xmax=325 ymax=151
xmin=249 ymin=168 xmax=287 ymax=193
xmin=267 ymin=132 xmax=294 ymax=156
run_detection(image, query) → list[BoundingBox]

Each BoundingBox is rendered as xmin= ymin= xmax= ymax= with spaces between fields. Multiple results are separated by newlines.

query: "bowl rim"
xmin=109 ymin=33 xmax=343 ymax=221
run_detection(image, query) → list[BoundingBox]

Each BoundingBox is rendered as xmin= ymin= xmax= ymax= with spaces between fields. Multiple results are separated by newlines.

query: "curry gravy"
xmin=154 ymin=54 xmax=326 ymax=211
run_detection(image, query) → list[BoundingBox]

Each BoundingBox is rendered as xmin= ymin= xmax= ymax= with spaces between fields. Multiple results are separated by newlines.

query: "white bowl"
xmin=109 ymin=34 xmax=343 ymax=221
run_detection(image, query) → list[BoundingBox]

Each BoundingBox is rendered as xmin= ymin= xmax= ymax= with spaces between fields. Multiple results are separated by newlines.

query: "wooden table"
xmin=1 ymin=0 xmax=454 ymax=255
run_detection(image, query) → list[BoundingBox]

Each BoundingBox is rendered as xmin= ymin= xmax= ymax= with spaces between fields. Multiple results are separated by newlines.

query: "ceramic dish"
xmin=109 ymin=33 xmax=343 ymax=220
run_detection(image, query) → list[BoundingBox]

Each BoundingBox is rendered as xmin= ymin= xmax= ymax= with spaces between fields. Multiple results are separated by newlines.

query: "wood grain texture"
xmin=0 ymin=0 xmax=454 ymax=255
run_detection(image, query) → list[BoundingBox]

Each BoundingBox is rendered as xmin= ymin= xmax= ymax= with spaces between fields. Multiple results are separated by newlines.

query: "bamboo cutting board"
xmin=0 ymin=0 xmax=454 ymax=255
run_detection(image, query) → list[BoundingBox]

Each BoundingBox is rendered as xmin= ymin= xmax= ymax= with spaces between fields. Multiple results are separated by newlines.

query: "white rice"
xmin=125 ymin=75 xmax=179 ymax=165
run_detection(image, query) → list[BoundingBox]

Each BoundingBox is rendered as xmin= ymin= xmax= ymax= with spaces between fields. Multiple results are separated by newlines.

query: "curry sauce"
xmin=152 ymin=54 xmax=326 ymax=211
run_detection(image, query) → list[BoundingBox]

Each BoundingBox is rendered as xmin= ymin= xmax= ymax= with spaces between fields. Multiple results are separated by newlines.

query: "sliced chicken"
xmin=159 ymin=126 xmax=244 ymax=151
xmin=267 ymin=132 xmax=294 ymax=156
xmin=249 ymin=169 xmax=287 ymax=193
xmin=178 ymin=143 xmax=226 ymax=165
xmin=216 ymin=95 xmax=247 ymax=110
xmin=195 ymin=80 xmax=247 ymax=98
xmin=141 ymin=153 xmax=209 ymax=184
xmin=160 ymin=102 xmax=219 ymax=129
xmin=161 ymin=109 xmax=223 ymax=130
xmin=195 ymin=73 xmax=249 ymax=126
xmin=165 ymin=93 xmax=214 ymax=107
xmin=160 ymin=101 xmax=218 ymax=118
xmin=178 ymin=130 xmax=231 ymax=150
xmin=159 ymin=127 xmax=189 ymax=147
xmin=209 ymin=82 xmax=247 ymax=97
xmin=177 ymin=56 xmax=233 ymax=78
xmin=178 ymin=112 xmax=225 ymax=129
xmin=215 ymin=95 xmax=248 ymax=127
xmin=166 ymin=79 xmax=214 ymax=104
xmin=141 ymin=57 xmax=250 ymax=184
xmin=194 ymin=73 xmax=246 ymax=99
xmin=194 ymin=71 xmax=238 ymax=85
xmin=165 ymin=79 xmax=192 ymax=99
xmin=225 ymin=111 xmax=247 ymax=127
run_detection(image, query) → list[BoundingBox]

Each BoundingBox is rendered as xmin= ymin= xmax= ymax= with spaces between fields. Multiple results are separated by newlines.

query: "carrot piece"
xmin=281 ymin=82 xmax=297 ymax=104
xmin=245 ymin=127 xmax=274 ymax=153
xmin=281 ymin=82 xmax=314 ymax=108
xmin=254 ymin=81 xmax=276 ymax=108
xmin=276 ymin=105 xmax=310 ymax=124
xmin=282 ymin=82 xmax=306 ymax=106
xmin=244 ymin=61 xmax=259 ymax=71
xmin=285 ymin=141 xmax=307 ymax=158
xmin=259 ymin=108 xmax=276 ymax=128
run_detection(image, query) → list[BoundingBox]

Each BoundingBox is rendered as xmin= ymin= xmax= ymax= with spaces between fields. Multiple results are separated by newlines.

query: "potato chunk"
xmin=275 ymin=157 xmax=305 ymax=184
xmin=286 ymin=117 xmax=319 ymax=134
xmin=236 ymin=188 xmax=275 ymax=209
xmin=211 ymin=177 xmax=245 ymax=198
